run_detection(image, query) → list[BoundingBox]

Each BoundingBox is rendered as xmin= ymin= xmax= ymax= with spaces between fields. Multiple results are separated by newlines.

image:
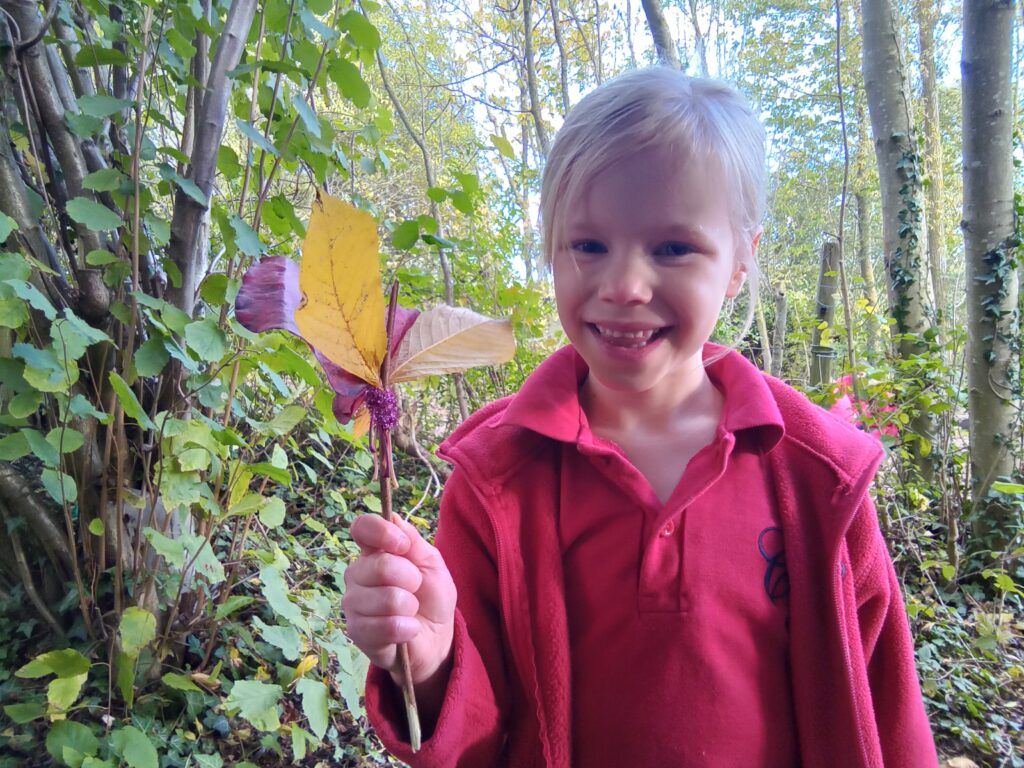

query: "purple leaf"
xmin=235 ymin=256 xmax=301 ymax=336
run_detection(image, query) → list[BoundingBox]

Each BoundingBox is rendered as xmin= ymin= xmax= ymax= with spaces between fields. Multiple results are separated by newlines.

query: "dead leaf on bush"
xmin=944 ymin=758 xmax=979 ymax=768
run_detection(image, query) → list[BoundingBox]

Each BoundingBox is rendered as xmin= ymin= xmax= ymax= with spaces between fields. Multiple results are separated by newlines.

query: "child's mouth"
xmin=591 ymin=324 xmax=668 ymax=349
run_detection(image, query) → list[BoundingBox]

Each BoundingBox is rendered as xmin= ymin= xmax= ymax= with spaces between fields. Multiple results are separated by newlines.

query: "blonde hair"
xmin=540 ymin=67 xmax=766 ymax=342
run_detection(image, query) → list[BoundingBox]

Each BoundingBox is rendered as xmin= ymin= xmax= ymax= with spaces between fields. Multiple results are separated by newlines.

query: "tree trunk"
xmin=862 ymin=0 xmax=935 ymax=474
xmin=550 ymin=0 xmax=571 ymax=116
xmin=166 ymin=0 xmax=257 ymax=318
xmin=756 ymin=301 xmax=772 ymax=374
xmin=771 ymin=283 xmax=787 ymax=378
xmin=810 ymin=240 xmax=840 ymax=388
xmin=686 ymin=0 xmax=709 ymax=76
xmin=523 ymin=0 xmax=551 ymax=156
xmin=854 ymin=190 xmax=879 ymax=354
xmin=962 ymin=0 xmax=1020 ymax=548
xmin=916 ymin=0 xmax=947 ymax=322
xmin=640 ymin=0 xmax=681 ymax=69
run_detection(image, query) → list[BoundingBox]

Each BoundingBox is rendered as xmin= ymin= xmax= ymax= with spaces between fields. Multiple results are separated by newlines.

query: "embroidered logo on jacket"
xmin=758 ymin=526 xmax=790 ymax=603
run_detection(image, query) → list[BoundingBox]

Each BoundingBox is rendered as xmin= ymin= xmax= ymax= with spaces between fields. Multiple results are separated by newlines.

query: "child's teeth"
xmin=595 ymin=325 xmax=658 ymax=347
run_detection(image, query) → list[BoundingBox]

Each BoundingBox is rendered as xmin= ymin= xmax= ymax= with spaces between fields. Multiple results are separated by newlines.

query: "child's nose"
xmin=597 ymin=252 xmax=654 ymax=305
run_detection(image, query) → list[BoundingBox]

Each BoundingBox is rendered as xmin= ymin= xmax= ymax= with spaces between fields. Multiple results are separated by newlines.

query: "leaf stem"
xmin=378 ymin=279 xmax=421 ymax=751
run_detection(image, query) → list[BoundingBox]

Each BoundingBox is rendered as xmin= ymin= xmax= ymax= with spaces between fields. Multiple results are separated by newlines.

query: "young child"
xmin=342 ymin=68 xmax=937 ymax=767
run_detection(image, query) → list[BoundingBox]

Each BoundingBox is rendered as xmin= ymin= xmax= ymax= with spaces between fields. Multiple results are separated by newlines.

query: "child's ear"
xmin=726 ymin=264 xmax=747 ymax=298
xmin=726 ymin=230 xmax=761 ymax=297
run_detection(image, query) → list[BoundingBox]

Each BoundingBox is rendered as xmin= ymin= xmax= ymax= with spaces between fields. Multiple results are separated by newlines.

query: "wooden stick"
xmin=378 ymin=280 xmax=421 ymax=751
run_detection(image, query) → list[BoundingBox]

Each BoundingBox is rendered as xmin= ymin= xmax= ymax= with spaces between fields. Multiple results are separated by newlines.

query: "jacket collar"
xmin=499 ymin=343 xmax=785 ymax=450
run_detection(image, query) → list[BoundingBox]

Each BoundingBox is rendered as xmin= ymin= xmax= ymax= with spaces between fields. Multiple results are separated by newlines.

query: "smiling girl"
xmin=342 ymin=67 xmax=937 ymax=767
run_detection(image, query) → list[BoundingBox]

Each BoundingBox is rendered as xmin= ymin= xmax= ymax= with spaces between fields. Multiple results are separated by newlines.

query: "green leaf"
xmin=116 ymin=650 xmax=135 ymax=707
xmin=178 ymin=447 xmax=211 ymax=472
xmin=67 ymin=197 xmax=121 ymax=232
xmin=144 ymin=528 xmax=185 ymax=568
xmin=9 ymin=390 xmax=42 ymax=418
xmin=229 ymin=214 xmax=265 ymax=257
xmin=259 ymin=496 xmax=286 ymax=527
xmin=119 ymin=607 xmax=157 ymax=656
xmin=48 ymin=672 xmax=88 ymax=711
xmin=259 ymin=566 xmax=304 ymax=626
xmin=110 ymin=726 xmax=158 ymax=768
xmin=159 ymin=166 xmax=208 ymax=206
xmin=490 ymin=134 xmax=515 ymax=159
xmin=52 ymin=313 xmax=111 ymax=360
xmin=0 ymin=431 xmax=30 ymax=460
xmin=295 ymin=678 xmax=329 ymax=740
xmin=328 ymin=59 xmax=371 ymax=109
xmin=339 ymin=10 xmax=381 ymax=49
xmin=162 ymin=672 xmax=202 ymax=692
xmin=199 ymin=274 xmax=229 ymax=305
xmin=0 ymin=296 xmax=29 ymax=328
xmin=109 ymin=372 xmax=156 ymax=429
xmin=184 ymin=319 xmax=228 ymax=362
xmin=17 ymin=649 xmax=91 ymax=679
xmin=225 ymin=680 xmax=282 ymax=732
xmin=194 ymin=755 xmax=223 ymax=768
xmin=88 ymin=518 xmax=105 ymax=536
xmin=391 ymin=220 xmax=419 ymax=250
xmin=217 ymin=145 xmax=242 ymax=179
xmin=235 ymin=119 xmax=279 ymax=156
xmin=77 ymin=94 xmax=134 ymax=118
xmin=264 ymin=405 xmax=306 ymax=436
xmin=18 ymin=346 xmax=78 ymax=392
xmin=41 ymin=468 xmax=77 ymax=504
xmin=46 ymin=427 xmax=85 ymax=454
xmin=992 ymin=481 xmax=1024 ymax=495
xmin=0 ymin=212 xmax=17 ymax=242
xmin=82 ymin=168 xmax=127 ymax=193
xmin=65 ymin=110 xmax=105 ymax=137
xmin=426 ymin=186 xmax=447 ymax=203
xmin=253 ymin=616 xmax=302 ymax=661
xmin=214 ymin=594 xmax=254 ymax=620
xmin=46 ymin=720 xmax=99 ymax=765
xmin=4 ymin=701 xmax=45 ymax=723
xmin=165 ymin=28 xmax=196 ymax=59
xmin=292 ymin=93 xmax=321 ymax=138
xmin=85 ymin=249 xmax=119 ymax=266
xmin=24 ymin=428 xmax=60 ymax=466
xmin=4 ymin=278 xmax=57 ymax=319
xmin=134 ymin=337 xmax=170 ymax=376
xmin=75 ymin=45 xmax=132 ymax=66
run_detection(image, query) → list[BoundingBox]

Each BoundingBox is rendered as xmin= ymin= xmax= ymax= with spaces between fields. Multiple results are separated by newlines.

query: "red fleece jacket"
xmin=366 ymin=346 xmax=938 ymax=767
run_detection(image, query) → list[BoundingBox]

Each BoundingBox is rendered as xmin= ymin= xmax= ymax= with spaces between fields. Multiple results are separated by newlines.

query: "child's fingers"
xmin=345 ymin=551 xmax=424 ymax=594
xmin=343 ymin=585 xmax=420 ymax=618
xmin=350 ymin=513 xmax=411 ymax=555
xmin=346 ymin=615 xmax=420 ymax=664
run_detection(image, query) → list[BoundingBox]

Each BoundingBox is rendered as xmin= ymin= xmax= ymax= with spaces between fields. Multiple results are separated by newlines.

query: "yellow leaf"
xmin=293 ymin=654 xmax=319 ymax=681
xmin=295 ymin=192 xmax=386 ymax=386
xmin=391 ymin=306 xmax=516 ymax=383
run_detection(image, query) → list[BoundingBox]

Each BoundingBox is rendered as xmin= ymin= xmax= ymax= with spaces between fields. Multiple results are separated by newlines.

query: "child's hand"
xmin=343 ymin=514 xmax=457 ymax=687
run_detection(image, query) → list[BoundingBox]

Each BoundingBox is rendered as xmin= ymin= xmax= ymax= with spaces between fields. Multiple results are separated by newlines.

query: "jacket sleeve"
xmin=365 ymin=466 xmax=509 ymax=767
xmin=851 ymin=494 xmax=938 ymax=766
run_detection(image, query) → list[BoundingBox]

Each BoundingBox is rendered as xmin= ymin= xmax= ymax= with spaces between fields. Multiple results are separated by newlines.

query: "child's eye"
xmin=570 ymin=240 xmax=606 ymax=255
xmin=654 ymin=242 xmax=694 ymax=258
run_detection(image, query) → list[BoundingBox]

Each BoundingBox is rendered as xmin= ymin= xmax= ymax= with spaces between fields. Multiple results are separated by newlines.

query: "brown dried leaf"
xmin=390 ymin=305 xmax=516 ymax=383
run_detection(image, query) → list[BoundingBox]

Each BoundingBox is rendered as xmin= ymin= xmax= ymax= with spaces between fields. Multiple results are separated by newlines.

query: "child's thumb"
xmin=393 ymin=516 xmax=444 ymax=571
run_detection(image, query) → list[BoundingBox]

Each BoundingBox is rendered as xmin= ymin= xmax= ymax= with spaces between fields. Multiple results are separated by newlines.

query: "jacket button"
xmin=660 ymin=520 xmax=675 ymax=537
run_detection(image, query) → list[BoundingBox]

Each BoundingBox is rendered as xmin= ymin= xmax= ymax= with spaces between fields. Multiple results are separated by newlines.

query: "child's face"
xmin=552 ymin=146 xmax=755 ymax=405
